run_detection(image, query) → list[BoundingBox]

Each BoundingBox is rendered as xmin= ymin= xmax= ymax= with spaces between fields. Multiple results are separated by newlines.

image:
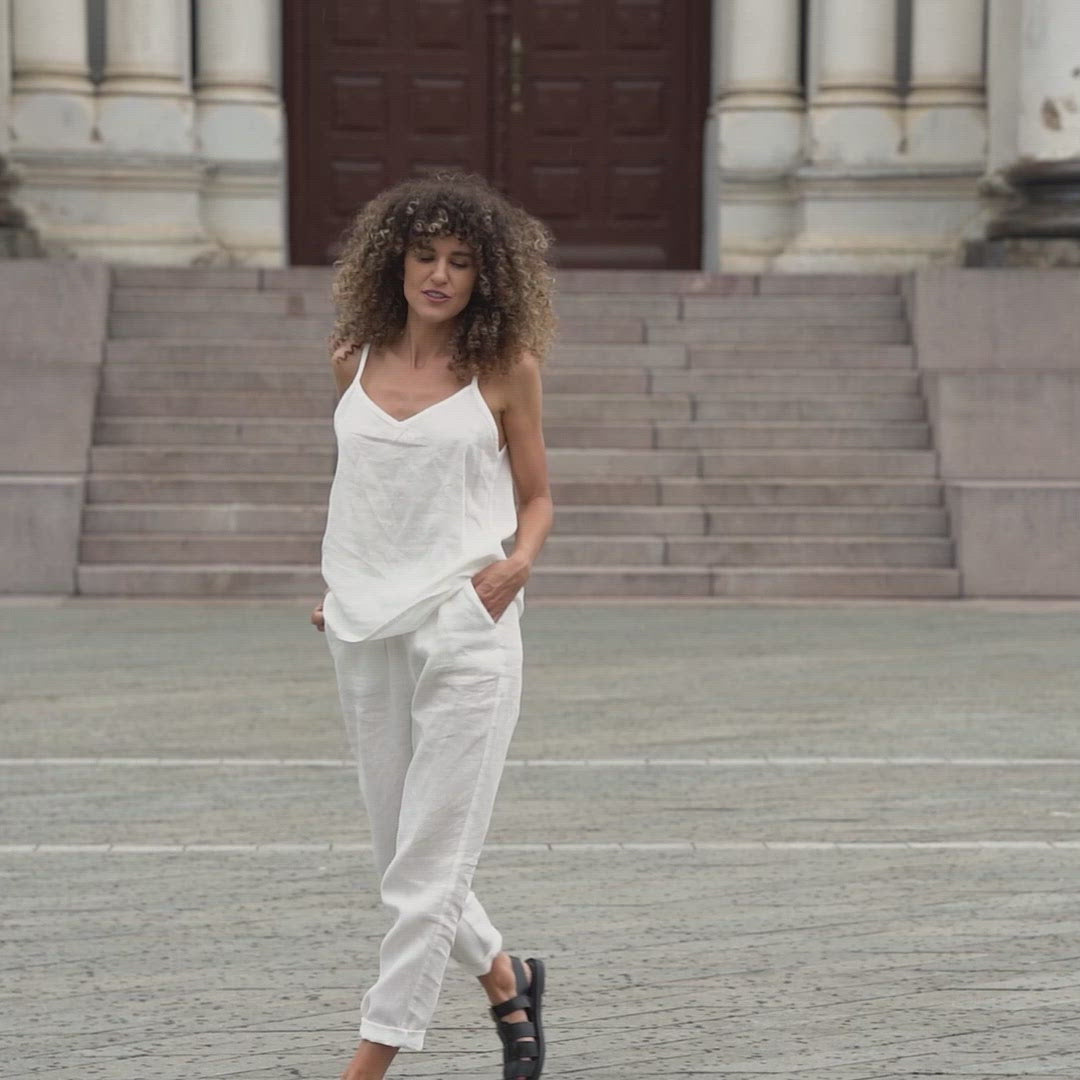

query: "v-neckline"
xmin=356 ymin=343 xmax=475 ymax=426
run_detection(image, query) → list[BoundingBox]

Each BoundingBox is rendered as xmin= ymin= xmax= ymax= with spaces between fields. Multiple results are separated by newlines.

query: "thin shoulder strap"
xmin=354 ymin=342 xmax=371 ymax=385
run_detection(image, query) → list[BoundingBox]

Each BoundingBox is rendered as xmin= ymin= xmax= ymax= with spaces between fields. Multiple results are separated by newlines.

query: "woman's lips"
xmin=422 ymin=290 xmax=450 ymax=302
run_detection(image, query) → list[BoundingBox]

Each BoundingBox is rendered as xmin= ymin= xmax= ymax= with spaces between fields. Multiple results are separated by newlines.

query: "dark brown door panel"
xmin=284 ymin=0 xmax=709 ymax=268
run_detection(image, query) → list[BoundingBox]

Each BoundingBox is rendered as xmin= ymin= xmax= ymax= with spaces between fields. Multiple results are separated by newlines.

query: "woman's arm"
xmin=503 ymin=351 xmax=553 ymax=572
xmin=471 ymin=351 xmax=553 ymax=620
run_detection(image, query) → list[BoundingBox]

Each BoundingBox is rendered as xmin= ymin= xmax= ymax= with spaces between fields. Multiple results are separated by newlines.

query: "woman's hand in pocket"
xmin=311 ymin=599 xmax=326 ymax=632
xmin=471 ymin=556 xmax=529 ymax=622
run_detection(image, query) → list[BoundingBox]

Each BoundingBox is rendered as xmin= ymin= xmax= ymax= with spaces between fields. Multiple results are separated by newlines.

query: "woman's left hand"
xmin=471 ymin=556 xmax=530 ymax=622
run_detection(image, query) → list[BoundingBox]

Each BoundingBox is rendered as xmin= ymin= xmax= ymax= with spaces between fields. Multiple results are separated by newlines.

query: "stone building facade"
xmin=0 ymin=0 xmax=1078 ymax=271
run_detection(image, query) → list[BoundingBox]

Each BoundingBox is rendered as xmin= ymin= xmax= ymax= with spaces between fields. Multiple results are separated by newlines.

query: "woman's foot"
xmin=340 ymin=1037 xmax=400 ymax=1080
xmin=480 ymin=951 xmax=535 ymax=1050
xmin=480 ymin=952 xmax=542 ymax=1079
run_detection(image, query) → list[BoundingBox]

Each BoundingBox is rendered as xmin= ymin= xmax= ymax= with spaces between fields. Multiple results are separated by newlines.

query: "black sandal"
xmin=489 ymin=954 xmax=545 ymax=1080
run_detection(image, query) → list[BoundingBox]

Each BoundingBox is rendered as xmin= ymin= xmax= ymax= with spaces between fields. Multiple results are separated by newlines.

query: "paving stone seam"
xmin=3 ymin=840 xmax=1078 ymax=855
xmin=4 ymin=756 xmax=1080 ymax=768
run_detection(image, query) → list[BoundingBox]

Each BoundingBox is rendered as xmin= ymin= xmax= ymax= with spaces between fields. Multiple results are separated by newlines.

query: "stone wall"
xmin=912 ymin=267 xmax=1080 ymax=596
xmin=0 ymin=260 xmax=109 ymax=592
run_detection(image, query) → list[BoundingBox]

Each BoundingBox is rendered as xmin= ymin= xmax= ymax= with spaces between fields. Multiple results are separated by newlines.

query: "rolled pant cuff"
xmin=359 ymin=1017 xmax=426 ymax=1051
xmin=463 ymin=940 xmax=503 ymax=978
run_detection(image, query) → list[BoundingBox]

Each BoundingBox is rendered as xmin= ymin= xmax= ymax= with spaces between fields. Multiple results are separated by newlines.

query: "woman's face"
xmin=402 ymin=234 xmax=478 ymax=326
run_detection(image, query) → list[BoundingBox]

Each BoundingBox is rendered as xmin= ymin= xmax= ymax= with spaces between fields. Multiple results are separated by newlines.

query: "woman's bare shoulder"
xmin=331 ymin=340 xmax=362 ymax=397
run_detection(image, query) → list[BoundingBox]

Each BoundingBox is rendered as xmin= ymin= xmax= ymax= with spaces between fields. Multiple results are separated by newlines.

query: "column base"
xmin=964 ymin=237 xmax=1080 ymax=268
xmin=716 ymin=174 xmax=798 ymax=272
xmin=985 ymin=158 xmax=1080 ymax=241
xmin=203 ymin=161 xmax=286 ymax=267
xmin=0 ymin=159 xmax=42 ymax=257
xmin=7 ymin=151 xmax=222 ymax=265
xmin=769 ymin=166 xmax=987 ymax=272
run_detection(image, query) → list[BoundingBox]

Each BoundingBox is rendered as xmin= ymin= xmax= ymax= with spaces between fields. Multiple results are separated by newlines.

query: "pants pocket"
xmin=462 ymin=578 xmax=499 ymax=626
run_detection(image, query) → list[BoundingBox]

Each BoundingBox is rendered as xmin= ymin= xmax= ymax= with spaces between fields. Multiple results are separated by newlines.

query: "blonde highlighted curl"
xmin=329 ymin=172 xmax=557 ymax=382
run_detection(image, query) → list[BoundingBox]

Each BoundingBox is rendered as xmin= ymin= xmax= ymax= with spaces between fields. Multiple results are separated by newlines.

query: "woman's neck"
xmin=393 ymin=315 xmax=457 ymax=368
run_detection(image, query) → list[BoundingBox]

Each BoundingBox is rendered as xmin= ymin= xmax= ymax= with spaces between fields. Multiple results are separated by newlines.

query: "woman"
xmin=310 ymin=173 xmax=556 ymax=1080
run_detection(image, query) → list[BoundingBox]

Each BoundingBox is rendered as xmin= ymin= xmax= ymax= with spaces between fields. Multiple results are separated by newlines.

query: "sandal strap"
xmin=500 ymin=1019 xmax=536 ymax=1043
xmin=491 ymin=992 xmax=530 ymax=1018
xmin=503 ymin=1059 xmax=538 ymax=1079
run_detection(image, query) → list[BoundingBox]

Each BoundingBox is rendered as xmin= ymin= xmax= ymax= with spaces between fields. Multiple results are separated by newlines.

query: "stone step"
xmin=557 ymin=506 xmax=950 ymax=536
xmin=103 ymin=339 xmax=917 ymax=370
xmin=87 ymin=446 xmax=939 ymax=480
xmin=77 ymin=533 xmax=653 ymax=566
xmin=93 ymin=411 xmax=931 ymax=449
xmin=686 ymin=345 xmax=913 ymax=367
xmin=99 ymin=359 xmax=921 ymax=395
xmin=111 ymin=288 xmax=332 ymax=316
xmin=84 ymin=453 xmax=939 ymax=504
xmin=695 ymin=398 xmax=925 ymax=421
xmin=708 ymin=567 xmax=959 ymax=597
xmin=110 ymin=287 xmax=692 ymax=321
xmin=111 ymin=287 xmax=905 ymax=321
xmin=80 ymin=482 xmax=945 ymax=534
xmin=660 ymin=478 xmax=944 ymax=506
xmin=107 ymin=266 xmax=901 ymax=295
xmin=94 ymin=400 xmax=926 ymax=456
xmin=97 ymin=389 xmax=700 ymax=421
xmin=95 ymin=386 xmax=925 ymax=424
xmin=649 ymin=321 xmax=910 ymax=345
xmin=666 ymin=536 xmax=954 ymax=567
xmin=552 ymin=271 xmax=901 ymax=295
xmin=75 ymin=563 xmax=958 ymax=598
xmin=109 ymin=311 xmax=908 ymax=344
xmin=79 ymin=503 xmax=948 ymax=543
xmin=655 ymin=423 xmax=930 ymax=450
xmin=657 ymin=370 xmax=920 ymax=393
xmin=696 ymin=450 xmax=938 ymax=478
xmin=80 ymin=525 xmax=951 ymax=566
xmin=83 ymin=503 xmax=331 ymax=534
xmin=679 ymin=296 xmax=905 ymax=319
xmin=110 ymin=267 xmax=268 ymax=289
xmin=104 ymin=340 xmax=693 ymax=369
xmin=89 ymin=437 xmax=931 ymax=478
xmin=107 ymin=311 xmax=648 ymax=344
xmin=100 ymin=366 xmax=925 ymax=411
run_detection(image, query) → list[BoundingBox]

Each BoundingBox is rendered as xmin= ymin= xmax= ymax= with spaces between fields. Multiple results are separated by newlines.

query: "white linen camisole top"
xmin=321 ymin=342 xmax=524 ymax=642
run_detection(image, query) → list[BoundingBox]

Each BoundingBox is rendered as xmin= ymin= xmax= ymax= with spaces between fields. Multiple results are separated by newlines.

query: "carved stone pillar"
xmin=97 ymin=0 xmax=194 ymax=152
xmin=194 ymin=0 xmax=285 ymax=265
xmin=9 ymin=0 xmax=94 ymax=148
xmin=907 ymin=0 xmax=987 ymax=162
xmin=711 ymin=0 xmax=804 ymax=270
xmin=984 ymin=0 xmax=1080 ymax=259
xmin=811 ymin=0 xmax=901 ymax=164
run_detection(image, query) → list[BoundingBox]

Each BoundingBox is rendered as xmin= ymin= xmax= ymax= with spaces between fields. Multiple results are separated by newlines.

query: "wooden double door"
xmin=284 ymin=0 xmax=710 ymax=268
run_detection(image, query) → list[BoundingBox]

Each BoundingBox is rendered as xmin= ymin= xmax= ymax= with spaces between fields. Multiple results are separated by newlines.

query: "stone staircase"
xmin=77 ymin=267 xmax=960 ymax=598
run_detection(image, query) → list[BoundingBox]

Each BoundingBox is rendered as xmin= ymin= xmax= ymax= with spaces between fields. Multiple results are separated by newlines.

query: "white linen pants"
xmin=324 ymin=577 xmax=524 ymax=1051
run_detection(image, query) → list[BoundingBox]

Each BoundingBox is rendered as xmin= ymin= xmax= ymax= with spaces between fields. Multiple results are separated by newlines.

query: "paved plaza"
xmin=2 ymin=595 xmax=1080 ymax=1079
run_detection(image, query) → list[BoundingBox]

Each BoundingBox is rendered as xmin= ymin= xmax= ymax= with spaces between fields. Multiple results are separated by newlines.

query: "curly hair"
xmin=329 ymin=172 xmax=557 ymax=382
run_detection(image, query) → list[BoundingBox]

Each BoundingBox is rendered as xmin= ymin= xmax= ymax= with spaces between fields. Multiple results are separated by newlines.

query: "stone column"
xmin=778 ymin=0 xmax=987 ymax=269
xmin=811 ymin=0 xmax=901 ymax=164
xmin=9 ymin=0 xmax=95 ymax=148
xmin=195 ymin=0 xmax=286 ymax=265
xmin=984 ymin=0 xmax=1080 ymax=258
xmin=711 ymin=0 xmax=804 ymax=270
xmin=97 ymin=0 xmax=194 ymax=152
xmin=60 ymin=0 xmax=214 ymax=262
xmin=907 ymin=0 xmax=987 ymax=161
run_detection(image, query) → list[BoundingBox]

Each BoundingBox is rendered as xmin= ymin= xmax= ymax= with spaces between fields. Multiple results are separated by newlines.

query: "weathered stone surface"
xmin=2 ymin=597 xmax=1080 ymax=1077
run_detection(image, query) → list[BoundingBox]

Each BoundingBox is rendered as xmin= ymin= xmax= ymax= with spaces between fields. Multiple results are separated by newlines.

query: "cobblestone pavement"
xmin=2 ymin=596 xmax=1080 ymax=1080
